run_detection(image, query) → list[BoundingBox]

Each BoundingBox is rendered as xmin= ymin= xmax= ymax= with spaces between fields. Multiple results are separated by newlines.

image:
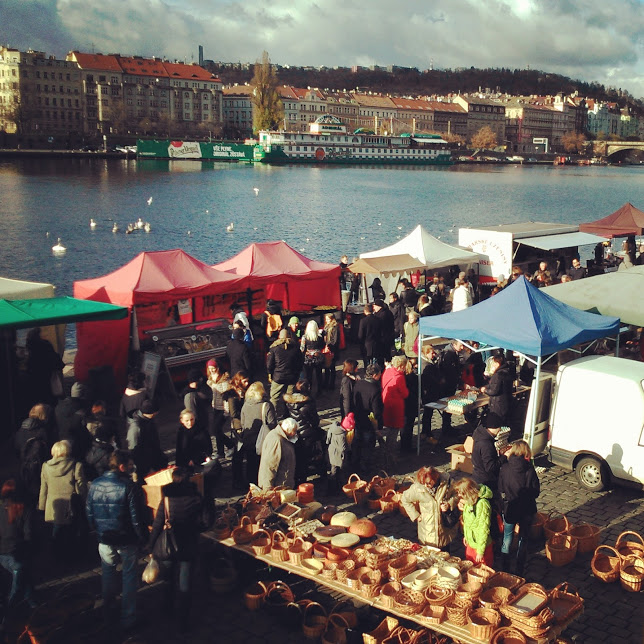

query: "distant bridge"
xmin=593 ymin=141 xmax=644 ymax=157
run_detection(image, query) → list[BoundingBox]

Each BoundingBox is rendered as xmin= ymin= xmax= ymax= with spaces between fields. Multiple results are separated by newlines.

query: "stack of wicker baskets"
xmin=591 ymin=529 xmax=644 ymax=592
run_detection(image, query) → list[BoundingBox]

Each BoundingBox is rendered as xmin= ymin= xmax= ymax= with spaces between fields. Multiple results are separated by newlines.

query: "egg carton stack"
xmin=495 ymin=427 xmax=511 ymax=454
xmin=446 ymin=397 xmax=473 ymax=415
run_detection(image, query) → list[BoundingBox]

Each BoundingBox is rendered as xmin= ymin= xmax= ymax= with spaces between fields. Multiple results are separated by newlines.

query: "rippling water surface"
xmin=1 ymin=158 xmax=643 ymax=300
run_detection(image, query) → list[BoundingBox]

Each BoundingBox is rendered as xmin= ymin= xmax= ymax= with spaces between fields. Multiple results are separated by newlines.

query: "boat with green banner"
xmin=137 ymin=140 xmax=255 ymax=162
xmin=254 ymin=115 xmax=453 ymax=166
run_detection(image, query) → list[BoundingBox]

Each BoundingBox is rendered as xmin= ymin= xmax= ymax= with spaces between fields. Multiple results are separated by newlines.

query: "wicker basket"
xmin=506 ymin=607 xmax=554 ymax=639
xmin=388 ymin=554 xmax=417 ymax=581
xmin=363 ymin=616 xmax=399 ymax=644
xmin=468 ymin=608 xmax=501 ymax=641
xmin=420 ymin=604 xmax=446 ymax=625
xmin=619 ymin=555 xmax=644 ymax=592
xmin=346 ymin=566 xmax=367 ymax=591
xmin=379 ymin=489 xmax=398 ymax=513
xmin=445 ymin=597 xmax=472 ymax=626
xmin=271 ymin=530 xmax=290 ymax=563
xmin=479 ymin=586 xmax=513 ymax=610
xmin=360 ymin=569 xmax=383 ymax=599
xmin=467 ymin=563 xmax=495 ymax=585
xmin=288 ymin=536 xmax=313 ymax=565
xmin=380 ymin=581 xmax=402 ymax=608
xmin=302 ymin=601 xmax=327 ymax=639
xmin=546 ymin=534 xmax=578 ymax=566
xmin=455 ymin=580 xmax=483 ymax=604
xmin=591 ymin=545 xmax=621 ymax=583
xmin=364 ymin=544 xmax=390 ymax=569
xmin=244 ymin=581 xmax=267 ymax=611
xmin=424 ymin=584 xmax=454 ymax=606
xmin=393 ymin=588 xmax=426 ymax=615
xmin=371 ymin=470 xmax=397 ymax=496
xmin=250 ymin=529 xmax=272 ymax=556
xmin=321 ymin=614 xmax=349 ymax=644
xmin=548 ymin=583 xmax=584 ymax=624
xmin=615 ymin=530 xmax=644 ymax=559
xmin=335 ymin=558 xmax=356 ymax=582
xmin=568 ymin=523 xmax=601 ymax=553
xmin=330 ymin=600 xmax=357 ymax=629
xmin=484 ymin=571 xmax=525 ymax=593
xmin=232 ymin=516 xmax=254 ymax=545
xmin=211 ymin=516 xmax=232 ymax=541
xmin=366 ymin=490 xmax=383 ymax=511
xmin=529 ymin=512 xmax=548 ymax=540
xmin=543 ymin=512 xmax=570 ymax=541
xmin=342 ymin=473 xmax=367 ymax=503
xmin=490 ymin=626 xmax=527 ymax=643
xmin=264 ymin=581 xmax=294 ymax=616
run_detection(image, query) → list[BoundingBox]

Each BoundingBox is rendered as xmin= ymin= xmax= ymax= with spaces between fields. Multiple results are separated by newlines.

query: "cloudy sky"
xmin=3 ymin=0 xmax=644 ymax=98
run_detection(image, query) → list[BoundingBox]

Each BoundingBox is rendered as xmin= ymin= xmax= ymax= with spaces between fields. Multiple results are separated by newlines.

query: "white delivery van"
xmin=525 ymin=355 xmax=644 ymax=492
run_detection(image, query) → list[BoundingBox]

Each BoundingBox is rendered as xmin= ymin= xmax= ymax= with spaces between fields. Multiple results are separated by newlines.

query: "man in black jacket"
xmin=180 ymin=368 xmax=212 ymax=435
xmin=481 ymin=355 xmax=513 ymax=426
xmin=388 ymin=292 xmax=405 ymax=341
xmin=266 ymin=329 xmax=304 ymax=419
xmin=373 ymin=299 xmax=395 ymax=365
xmin=438 ymin=340 xmax=464 ymax=433
xmin=353 ymin=363 xmax=383 ymax=475
xmin=86 ymin=450 xmax=146 ymax=633
xmin=226 ymin=327 xmax=253 ymax=379
xmin=358 ymin=304 xmax=381 ymax=367
xmin=55 ymin=382 xmax=91 ymax=461
xmin=471 ymin=412 xmax=506 ymax=493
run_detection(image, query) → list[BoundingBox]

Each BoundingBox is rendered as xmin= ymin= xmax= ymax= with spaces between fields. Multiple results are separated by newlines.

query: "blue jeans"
xmin=161 ymin=559 xmax=192 ymax=594
xmin=98 ymin=543 xmax=139 ymax=629
xmin=501 ymin=516 xmax=532 ymax=554
xmin=0 ymin=554 xmax=33 ymax=607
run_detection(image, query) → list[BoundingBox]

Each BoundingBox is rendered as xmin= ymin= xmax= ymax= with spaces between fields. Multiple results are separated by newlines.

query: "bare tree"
xmin=250 ymin=51 xmax=283 ymax=132
xmin=561 ymin=132 xmax=587 ymax=153
xmin=0 ymin=87 xmax=36 ymax=134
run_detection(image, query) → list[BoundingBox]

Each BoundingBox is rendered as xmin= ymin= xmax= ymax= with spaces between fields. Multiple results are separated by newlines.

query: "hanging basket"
xmin=468 ymin=608 xmax=501 ymax=641
xmin=302 ymin=601 xmax=328 ymax=639
xmin=619 ymin=555 xmax=644 ymax=592
xmin=543 ymin=512 xmax=570 ymax=541
xmin=591 ymin=545 xmax=621 ymax=583
xmin=568 ymin=523 xmax=601 ymax=553
xmin=615 ymin=530 xmax=644 ymax=559
xmin=546 ymin=533 xmax=578 ymax=567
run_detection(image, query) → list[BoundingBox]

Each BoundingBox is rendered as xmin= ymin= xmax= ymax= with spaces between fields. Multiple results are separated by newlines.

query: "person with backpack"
xmin=261 ymin=300 xmax=283 ymax=346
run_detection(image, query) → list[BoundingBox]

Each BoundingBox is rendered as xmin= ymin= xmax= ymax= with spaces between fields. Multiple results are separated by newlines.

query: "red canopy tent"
xmin=213 ymin=241 xmax=342 ymax=314
xmin=74 ymin=249 xmax=247 ymax=384
xmin=579 ymin=202 xmax=644 ymax=238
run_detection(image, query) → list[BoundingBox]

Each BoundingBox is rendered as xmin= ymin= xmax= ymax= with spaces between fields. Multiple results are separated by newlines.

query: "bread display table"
xmin=205 ymin=532 xmax=581 ymax=644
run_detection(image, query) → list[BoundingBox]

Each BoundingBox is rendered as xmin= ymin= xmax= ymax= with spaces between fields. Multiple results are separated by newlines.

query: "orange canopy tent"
xmin=73 ymin=249 xmax=247 ymax=384
xmin=213 ymin=241 xmax=341 ymax=314
xmin=579 ymin=202 xmax=644 ymax=238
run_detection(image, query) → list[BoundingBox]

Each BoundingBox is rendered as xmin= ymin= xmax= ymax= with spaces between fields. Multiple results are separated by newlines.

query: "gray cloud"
xmin=2 ymin=0 xmax=643 ymax=97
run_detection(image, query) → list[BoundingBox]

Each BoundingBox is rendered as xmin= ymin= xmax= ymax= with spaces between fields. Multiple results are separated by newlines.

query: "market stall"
xmin=579 ymin=202 xmax=644 ymax=238
xmin=213 ymin=241 xmax=342 ymax=315
xmin=418 ymin=276 xmax=621 ymax=453
xmin=74 ymin=249 xmax=247 ymax=388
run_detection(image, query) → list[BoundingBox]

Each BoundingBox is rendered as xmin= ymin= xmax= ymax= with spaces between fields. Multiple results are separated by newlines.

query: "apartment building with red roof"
xmin=390 ymin=97 xmax=467 ymax=138
xmin=452 ymin=95 xmax=506 ymax=145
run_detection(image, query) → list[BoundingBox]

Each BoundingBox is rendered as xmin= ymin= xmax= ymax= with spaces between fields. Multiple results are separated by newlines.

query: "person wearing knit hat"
xmin=287 ymin=316 xmax=301 ymax=340
xmin=206 ymin=358 xmax=232 ymax=459
xmin=126 ymin=398 xmax=167 ymax=476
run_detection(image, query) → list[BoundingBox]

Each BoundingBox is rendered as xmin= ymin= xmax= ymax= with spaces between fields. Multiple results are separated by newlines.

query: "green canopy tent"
xmin=0 ymin=297 xmax=128 ymax=435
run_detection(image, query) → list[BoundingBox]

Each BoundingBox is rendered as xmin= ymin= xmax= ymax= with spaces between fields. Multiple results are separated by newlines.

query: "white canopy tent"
xmin=546 ymin=265 xmax=644 ymax=327
xmin=357 ymin=225 xmax=480 ymax=296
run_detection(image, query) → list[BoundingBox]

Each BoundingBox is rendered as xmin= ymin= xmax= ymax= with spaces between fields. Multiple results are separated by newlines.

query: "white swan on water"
xmin=253 ymin=187 xmax=259 ymax=195
xmin=147 ymin=197 xmax=153 ymax=206
xmin=112 ymin=223 xmax=119 ymax=233
xmin=144 ymin=222 xmax=151 ymax=233
xmin=226 ymin=222 xmax=234 ymax=232
xmin=90 ymin=218 xmax=97 ymax=229
xmin=52 ymin=238 xmax=66 ymax=253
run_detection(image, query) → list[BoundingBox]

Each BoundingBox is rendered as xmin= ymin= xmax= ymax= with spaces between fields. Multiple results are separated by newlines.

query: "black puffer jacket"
xmin=14 ymin=418 xmax=50 ymax=456
xmin=471 ymin=424 xmax=506 ymax=490
xmin=498 ymin=455 xmax=540 ymax=523
xmin=353 ymin=377 xmax=384 ymax=433
xmin=86 ymin=470 xmax=146 ymax=546
xmin=266 ymin=337 xmax=303 ymax=385
xmin=284 ymin=393 xmax=320 ymax=440
xmin=148 ymin=480 xmax=203 ymax=561
xmin=84 ymin=439 xmax=114 ymax=481
xmin=485 ymin=364 xmax=513 ymax=421
xmin=340 ymin=374 xmax=357 ymax=418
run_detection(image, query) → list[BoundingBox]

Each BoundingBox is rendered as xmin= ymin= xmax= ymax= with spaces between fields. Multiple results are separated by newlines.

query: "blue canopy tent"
xmin=417 ymin=276 xmax=620 ymax=451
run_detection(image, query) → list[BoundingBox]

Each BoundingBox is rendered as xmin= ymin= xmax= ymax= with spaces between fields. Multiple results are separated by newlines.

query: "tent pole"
xmin=363 ymin=274 xmax=369 ymax=303
xmin=528 ymin=356 xmax=542 ymax=453
xmin=615 ymin=332 xmax=620 ymax=357
xmin=417 ymin=335 xmax=422 ymax=456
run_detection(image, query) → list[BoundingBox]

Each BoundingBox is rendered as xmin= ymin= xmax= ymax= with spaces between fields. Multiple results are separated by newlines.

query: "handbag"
xmin=153 ymin=496 xmax=179 ymax=561
xmin=322 ymin=344 xmax=334 ymax=367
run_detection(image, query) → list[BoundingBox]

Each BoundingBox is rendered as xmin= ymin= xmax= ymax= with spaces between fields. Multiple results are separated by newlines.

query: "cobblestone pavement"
xmin=3 ymin=364 xmax=643 ymax=644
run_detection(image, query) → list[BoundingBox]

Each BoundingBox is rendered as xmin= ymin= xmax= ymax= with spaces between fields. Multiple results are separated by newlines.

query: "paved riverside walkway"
xmin=3 ymin=358 xmax=643 ymax=643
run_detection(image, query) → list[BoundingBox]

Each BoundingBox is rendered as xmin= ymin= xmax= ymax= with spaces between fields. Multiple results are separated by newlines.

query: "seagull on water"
xmin=226 ymin=222 xmax=234 ymax=232
xmin=90 ymin=218 xmax=97 ymax=229
xmin=147 ymin=197 xmax=153 ymax=206
xmin=144 ymin=222 xmax=151 ymax=233
xmin=253 ymin=187 xmax=259 ymax=195
xmin=112 ymin=223 xmax=119 ymax=233
xmin=52 ymin=238 xmax=66 ymax=253
xmin=378 ymin=222 xmax=382 ymax=226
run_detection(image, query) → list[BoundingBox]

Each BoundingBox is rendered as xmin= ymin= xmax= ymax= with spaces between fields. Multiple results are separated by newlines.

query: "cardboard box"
xmin=446 ymin=444 xmax=473 ymax=474
xmin=143 ymin=467 xmax=204 ymax=511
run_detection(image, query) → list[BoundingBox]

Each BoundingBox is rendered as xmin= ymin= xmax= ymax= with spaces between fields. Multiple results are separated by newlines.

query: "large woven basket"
xmin=302 ymin=601 xmax=327 ymax=639
xmin=393 ymin=588 xmax=426 ymax=615
xmin=363 ymin=616 xmax=399 ymax=644
xmin=548 ymin=582 xmax=584 ymax=624
xmin=244 ymin=581 xmax=267 ymax=611
xmin=620 ymin=555 xmax=644 ymax=592
xmin=342 ymin=473 xmax=367 ymax=503
xmin=546 ymin=533 xmax=578 ymax=567
xmin=468 ymin=608 xmax=501 ymax=641
xmin=270 ymin=530 xmax=290 ymax=563
xmin=388 ymin=554 xmax=417 ymax=581
xmin=380 ymin=581 xmax=402 ymax=608
xmin=479 ymin=586 xmax=513 ymax=610
xmin=568 ymin=523 xmax=601 ymax=553
xmin=250 ymin=529 xmax=272 ymax=556
xmin=543 ymin=512 xmax=570 ymax=541
xmin=615 ymin=530 xmax=644 ymax=558
xmin=490 ymin=626 xmax=527 ymax=643
xmin=591 ymin=545 xmax=621 ymax=583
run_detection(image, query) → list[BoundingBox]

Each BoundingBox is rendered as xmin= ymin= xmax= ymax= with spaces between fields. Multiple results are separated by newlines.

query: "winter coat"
xmin=485 ymin=364 xmax=513 ymax=421
xmin=55 ymin=397 xmax=91 ymax=460
xmin=381 ymin=367 xmax=409 ymax=429
xmin=240 ymin=397 xmax=277 ymax=451
xmin=421 ymin=361 xmax=441 ymax=404
xmin=353 ymin=377 xmax=383 ymax=433
xmin=403 ymin=321 xmax=419 ymax=358
xmin=126 ymin=411 xmax=168 ymax=477
xmin=175 ymin=423 xmax=211 ymax=469
xmin=340 ymin=374 xmax=357 ymax=419
xmin=226 ymin=338 xmax=252 ymax=378
xmin=207 ymin=373 xmax=231 ymax=411
xmin=326 ymin=422 xmax=347 ymax=469
xmin=258 ymin=426 xmax=296 ymax=490
xmin=401 ymin=287 xmax=419 ymax=310
xmin=471 ymin=424 xmax=506 ymax=490
xmin=0 ymin=499 xmax=33 ymax=558
xmin=266 ymin=337 xmax=304 ymax=385
xmin=404 ymin=370 xmax=419 ymax=424
xmin=148 ymin=480 xmax=203 ymax=561
xmin=284 ymin=393 xmax=320 ymax=438
xmin=38 ymin=457 xmax=86 ymax=525
xmin=462 ymin=484 xmax=493 ymax=557
xmin=86 ymin=470 xmax=146 ymax=546
xmin=119 ymin=388 xmax=149 ymax=418
xmin=14 ymin=417 xmax=50 ymax=456
xmin=223 ymin=389 xmax=244 ymax=433
xmin=451 ymin=285 xmax=472 ymax=312
xmin=181 ymin=383 xmax=212 ymax=431
xmin=439 ymin=346 xmax=462 ymax=396
xmin=84 ymin=439 xmax=114 ymax=481
xmin=389 ymin=300 xmax=406 ymax=337
xmin=324 ymin=323 xmax=340 ymax=353
xmin=358 ymin=315 xmax=381 ymax=356
xmin=401 ymin=478 xmax=459 ymax=548
xmin=498 ymin=455 xmax=540 ymax=524
xmin=375 ymin=308 xmax=395 ymax=350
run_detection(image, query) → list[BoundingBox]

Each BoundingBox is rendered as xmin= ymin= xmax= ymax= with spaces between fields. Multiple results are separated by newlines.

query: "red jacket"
xmin=382 ymin=367 xmax=409 ymax=429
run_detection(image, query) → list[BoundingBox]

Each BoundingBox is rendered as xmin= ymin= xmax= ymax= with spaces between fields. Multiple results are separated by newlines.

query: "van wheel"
xmin=575 ymin=457 xmax=608 ymax=492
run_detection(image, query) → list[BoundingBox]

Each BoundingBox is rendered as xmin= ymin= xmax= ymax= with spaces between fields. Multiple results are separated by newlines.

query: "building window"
xmin=111 ymin=76 xmax=118 ymax=84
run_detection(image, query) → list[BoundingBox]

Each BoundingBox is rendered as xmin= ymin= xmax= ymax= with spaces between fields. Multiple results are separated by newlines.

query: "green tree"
xmin=470 ymin=126 xmax=497 ymax=150
xmin=250 ymin=51 xmax=283 ymax=132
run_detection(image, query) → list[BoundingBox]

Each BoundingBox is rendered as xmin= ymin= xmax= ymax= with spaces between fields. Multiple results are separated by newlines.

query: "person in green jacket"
xmin=454 ymin=477 xmax=494 ymax=566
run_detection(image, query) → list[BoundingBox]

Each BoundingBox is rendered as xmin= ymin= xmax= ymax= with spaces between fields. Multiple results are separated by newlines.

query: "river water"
xmin=1 ymin=158 xmax=643 ymax=300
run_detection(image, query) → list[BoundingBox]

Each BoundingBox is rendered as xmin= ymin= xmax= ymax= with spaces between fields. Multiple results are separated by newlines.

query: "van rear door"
xmin=523 ymin=373 xmax=555 ymax=455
